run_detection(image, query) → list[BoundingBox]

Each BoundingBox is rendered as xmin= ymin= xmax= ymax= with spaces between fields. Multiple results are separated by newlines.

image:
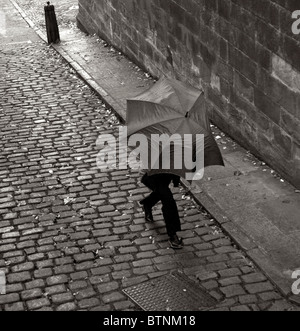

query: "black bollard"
xmin=44 ymin=1 xmax=60 ymax=44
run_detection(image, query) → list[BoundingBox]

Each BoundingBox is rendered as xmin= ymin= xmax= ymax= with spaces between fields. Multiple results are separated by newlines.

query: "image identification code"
xmin=103 ymin=315 xmax=197 ymax=328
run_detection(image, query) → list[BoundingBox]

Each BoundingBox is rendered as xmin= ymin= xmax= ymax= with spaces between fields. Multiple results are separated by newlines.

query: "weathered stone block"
xmin=77 ymin=0 xmax=300 ymax=188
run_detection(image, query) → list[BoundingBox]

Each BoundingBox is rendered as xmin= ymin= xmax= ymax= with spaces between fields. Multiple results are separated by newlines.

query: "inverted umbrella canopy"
xmin=126 ymin=76 xmax=224 ymax=182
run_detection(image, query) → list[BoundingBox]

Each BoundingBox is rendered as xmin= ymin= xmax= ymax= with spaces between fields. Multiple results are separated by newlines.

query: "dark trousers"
xmin=141 ymin=173 xmax=181 ymax=236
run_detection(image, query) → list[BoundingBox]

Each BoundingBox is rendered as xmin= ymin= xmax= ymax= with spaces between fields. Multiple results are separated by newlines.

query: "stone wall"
xmin=77 ymin=0 xmax=300 ymax=188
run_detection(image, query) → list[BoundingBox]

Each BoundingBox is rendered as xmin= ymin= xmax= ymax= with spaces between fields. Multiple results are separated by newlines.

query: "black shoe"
xmin=169 ymin=235 xmax=184 ymax=250
xmin=139 ymin=200 xmax=154 ymax=223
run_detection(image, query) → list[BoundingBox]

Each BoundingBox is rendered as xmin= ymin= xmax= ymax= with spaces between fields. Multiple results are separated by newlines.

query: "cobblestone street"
xmin=0 ymin=0 xmax=298 ymax=312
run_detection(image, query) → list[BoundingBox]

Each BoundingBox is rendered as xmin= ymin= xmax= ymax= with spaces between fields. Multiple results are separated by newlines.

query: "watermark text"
xmin=292 ymin=270 xmax=300 ymax=295
xmin=292 ymin=10 xmax=300 ymax=35
xmin=96 ymin=127 xmax=205 ymax=181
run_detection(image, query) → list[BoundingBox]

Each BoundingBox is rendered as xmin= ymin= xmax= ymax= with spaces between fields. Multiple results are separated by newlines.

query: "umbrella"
xmin=126 ymin=76 xmax=224 ymax=182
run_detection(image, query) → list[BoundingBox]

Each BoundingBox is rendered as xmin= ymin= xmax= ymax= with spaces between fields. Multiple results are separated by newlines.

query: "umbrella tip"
xmin=185 ymin=112 xmax=189 ymax=118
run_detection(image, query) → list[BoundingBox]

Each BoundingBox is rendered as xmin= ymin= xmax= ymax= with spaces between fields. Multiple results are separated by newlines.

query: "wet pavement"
xmin=0 ymin=0 xmax=299 ymax=311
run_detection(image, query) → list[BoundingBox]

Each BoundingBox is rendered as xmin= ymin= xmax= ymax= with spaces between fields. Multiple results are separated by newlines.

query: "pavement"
xmin=0 ymin=0 xmax=299 ymax=311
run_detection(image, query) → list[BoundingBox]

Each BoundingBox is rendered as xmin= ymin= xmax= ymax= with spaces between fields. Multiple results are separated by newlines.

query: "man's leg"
xmin=141 ymin=192 xmax=160 ymax=208
xmin=156 ymin=179 xmax=183 ymax=249
xmin=141 ymin=174 xmax=183 ymax=248
xmin=157 ymin=183 xmax=182 ymax=237
xmin=140 ymin=174 xmax=160 ymax=222
xmin=141 ymin=173 xmax=172 ymax=209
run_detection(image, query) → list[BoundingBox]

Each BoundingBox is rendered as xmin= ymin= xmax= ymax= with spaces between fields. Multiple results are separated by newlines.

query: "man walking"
xmin=140 ymin=172 xmax=184 ymax=249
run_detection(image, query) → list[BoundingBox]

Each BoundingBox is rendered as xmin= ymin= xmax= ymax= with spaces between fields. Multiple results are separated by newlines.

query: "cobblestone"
xmin=245 ymin=282 xmax=275 ymax=294
xmin=220 ymin=285 xmax=246 ymax=298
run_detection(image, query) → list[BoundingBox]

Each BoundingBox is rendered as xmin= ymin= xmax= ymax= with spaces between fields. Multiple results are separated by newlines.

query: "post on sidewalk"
xmin=44 ymin=2 xmax=60 ymax=44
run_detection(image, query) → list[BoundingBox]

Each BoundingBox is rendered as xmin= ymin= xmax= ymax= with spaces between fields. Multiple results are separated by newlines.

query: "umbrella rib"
xmin=128 ymin=100 xmax=185 ymax=136
xmin=166 ymin=79 xmax=185 ymax=113
xmin=128 ymin=99 xmax=183 ymax=115
xmin=128 ymin=76 xmax=184 ymax=112
xmin=131 ymin=116 xmax=186 ymax=136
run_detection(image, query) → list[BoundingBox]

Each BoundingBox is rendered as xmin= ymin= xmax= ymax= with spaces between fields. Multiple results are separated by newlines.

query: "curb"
xmin=52 ymin=45 xmax=127 ymax=124
xmin=10 ymin=0 xmax=297 ymax=306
